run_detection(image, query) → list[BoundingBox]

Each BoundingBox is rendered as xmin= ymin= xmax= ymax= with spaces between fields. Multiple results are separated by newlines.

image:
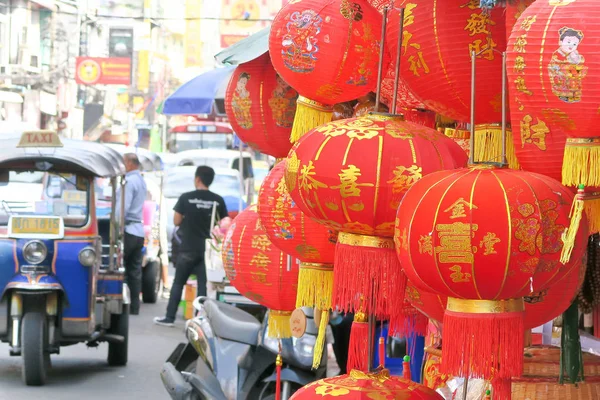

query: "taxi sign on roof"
xmin=17 ymin=130 xmax=63 ymax=148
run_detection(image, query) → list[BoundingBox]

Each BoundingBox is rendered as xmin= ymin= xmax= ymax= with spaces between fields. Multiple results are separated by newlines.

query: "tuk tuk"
xmin=102 ymin=144 xmax=167 ymax=303
xmin=0 ymin=131 xmax=129 ymax=386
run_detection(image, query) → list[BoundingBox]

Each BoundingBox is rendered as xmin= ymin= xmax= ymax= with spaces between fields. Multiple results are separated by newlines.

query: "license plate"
xmin=10 ymin=217 xmax=62 ymax=236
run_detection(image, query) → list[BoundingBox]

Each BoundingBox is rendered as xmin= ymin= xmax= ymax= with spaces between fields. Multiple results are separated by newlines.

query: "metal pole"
xmin=109 ymin=177 xmax=117 ymax=271
xmin=391 ymin=8 xmax=405 ymax=115
xmin=238 ymin=145 xmax=244 ymax=211
xmin=374 ymin=7 xmax=389 ymax=113
xmin=501 ymin=51 xmax=507 ymax=166
xmin=462 ymin=376 xmax=470 ymax=400
xmin=468 ymin=51 xmax=476 ymax=165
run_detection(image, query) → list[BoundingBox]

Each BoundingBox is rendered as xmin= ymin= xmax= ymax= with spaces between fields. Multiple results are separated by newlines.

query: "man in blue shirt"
xmin=118 ymin=153 xmax=147 ymax=315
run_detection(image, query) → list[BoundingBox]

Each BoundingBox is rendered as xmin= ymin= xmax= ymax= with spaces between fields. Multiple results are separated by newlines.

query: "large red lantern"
xmin=506 ymin=0 xmax=600 ymax=188
xmin=222 ymin=205 xmax=299 ymax=338
xmin=396 ymin=166 xmax=588 ymax=399
xmin=285 ymin=113 xmax=467 ymax=321
xmin=290 ymin=368 xmax=443 ymax=400
xmin=269 ymin=0 xmax=384 ymax=142
xmin=225 ymin=53 xmax=298 ymax=158
xmin=258 ymin=161 xmax=337 ymax=367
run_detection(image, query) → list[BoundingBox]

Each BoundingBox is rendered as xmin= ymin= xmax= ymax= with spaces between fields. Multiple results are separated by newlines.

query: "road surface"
xmin=0 ymin=296 xmax=184 ymax=400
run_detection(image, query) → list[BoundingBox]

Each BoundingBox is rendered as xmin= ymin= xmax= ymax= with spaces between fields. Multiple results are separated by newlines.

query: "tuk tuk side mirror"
xmin=0 ymin=170 xmax=8 ymax=186
xmin=76 ymin=176 xmax=88 ymax=191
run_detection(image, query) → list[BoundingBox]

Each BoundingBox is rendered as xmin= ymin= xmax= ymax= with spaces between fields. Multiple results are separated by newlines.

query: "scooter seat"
xmin=204 ymin=299 xmax=261 ymax=346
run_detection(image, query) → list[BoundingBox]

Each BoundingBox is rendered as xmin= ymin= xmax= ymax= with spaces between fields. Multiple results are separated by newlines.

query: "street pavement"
xmin=0 ymin=295 xmax=185 ymax=400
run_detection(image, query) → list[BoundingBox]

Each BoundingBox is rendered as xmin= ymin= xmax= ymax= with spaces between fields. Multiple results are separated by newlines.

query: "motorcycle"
xmin=161 ymin=297 xmax=326 ymax=400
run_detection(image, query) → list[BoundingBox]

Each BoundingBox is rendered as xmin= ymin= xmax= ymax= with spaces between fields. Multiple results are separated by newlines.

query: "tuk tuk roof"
xmin=0 ymin=135 xmax=126 ymax=177
xmin=104 ymin=144 xmax=163 ymax=172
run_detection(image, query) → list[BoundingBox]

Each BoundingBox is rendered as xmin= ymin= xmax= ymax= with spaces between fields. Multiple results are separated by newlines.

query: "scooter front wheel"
xmin=21 ymin=312 xmax=48 ymax=386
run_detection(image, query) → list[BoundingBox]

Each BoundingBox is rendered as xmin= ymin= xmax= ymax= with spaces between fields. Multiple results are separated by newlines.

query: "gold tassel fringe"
xmin=585 ymin=194 xmax=600 ymax=234
xmin=312 ymin=311 xmax=329 ymax=369
xmin=296 ymin=263 xmax=334 ymax=311
xmin=267 ymin=310 xmax=292 ymax=339
xmin=473 ymin=125 xmax=520 ymax=169
xmin=562 ymin=138 xmax=600 ymax=187
xmin=561 ymin=187 xmax=585 ymax=265
xmin=290 ymin=96 xmax=333 ymax=143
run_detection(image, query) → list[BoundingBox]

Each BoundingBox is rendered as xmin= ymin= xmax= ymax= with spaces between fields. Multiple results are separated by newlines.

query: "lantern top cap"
xmin=367 ymin=112 xmax=405 ymax=122
xmin=466 ymin=164 xmax=507 ymax=170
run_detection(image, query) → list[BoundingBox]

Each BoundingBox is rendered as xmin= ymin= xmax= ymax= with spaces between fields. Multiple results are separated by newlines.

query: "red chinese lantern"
xmin=388 ymin=1 xmax=520 ymax=168
xmin=396 ymin=166 xmax=588 ymax=399
xmin=269 ymin=0 xmax=385 ymax=142
xmin=285 ymin=113 xmax=467 ymax=319
xmin=258 ymin=161 xmax=337 ymax=367
xmin=222 ymin=205 xmax=299 ymax=338
xmin=506 ymin=0 xmax=600 ymax=188
xmin=290 ymin=368 xmax=443 ymax=399
xmin=225 ymin=53 xmax=298 ymax=158
xmin=401 ymin=109 xmax=436 ymax=130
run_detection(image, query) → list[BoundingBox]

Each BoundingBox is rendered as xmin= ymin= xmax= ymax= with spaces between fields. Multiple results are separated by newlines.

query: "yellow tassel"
xmin=562 ymin=138 xmax=600 ymax=187
xmin=473 ymin=125 xmax=520 ymax=170
xmin=290 ymin=96 xmax=333 ymax=143
xmin=584 ymin=194 xmax=600 ymax=234
xmin=268 ymin=310 xmax=292 ymax=339
xmin=561 ymin=186 xmax=586 ymax=265
xmin=312 ymin=310 xmax=329 ymax=369
xmin=296 ymin=263 xmax=334 ymax=310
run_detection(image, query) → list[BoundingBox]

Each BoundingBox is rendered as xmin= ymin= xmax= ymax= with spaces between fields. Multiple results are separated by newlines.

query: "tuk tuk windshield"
xmin=0 ymin=171 xmax=90 ymax=227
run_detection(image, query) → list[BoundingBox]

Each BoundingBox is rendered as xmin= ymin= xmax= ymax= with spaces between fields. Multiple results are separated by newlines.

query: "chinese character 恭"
xmin=435 ymin=222 xmax=478 ymax=264
xmin=464 ymin=13 xmax=496 ymax=37
xmin=418 ymin=235 xmax=433 ymax=255
xmin=520 ymin=115 xmax=549 ymax=151
xmin=469 ymin=36 xmax=497 ymax=61
xmin=299 ymin=161 xmax=327 ymax=192
xmin=408 ymin=51 xmax=430 ymax=77
xmin=387 ymin=165 xmax=423 ymax=195
xmin=251 ymin=235 xmax=271 ymax=252
xmin=331 ymin=165 xmax=374 ymax=198
xmin=443 ymin=198 xmax=477 ymax=219
xmin=480 ymin=232 xmax=501 ymax=255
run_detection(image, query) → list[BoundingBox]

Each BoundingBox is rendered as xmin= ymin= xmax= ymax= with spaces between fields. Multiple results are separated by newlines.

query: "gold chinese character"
xmin=418 ymin=235 xmax=433 ymax=255
xmin=250 ymin=271 xmax=272 ymax=285
xmin=513 ymin=55 xmax=526 ymax=74
xmin=514 ymin=76 xmax=533 ymax=95
xmin=513 ymin=34 xmax=528 ymax=53
xmin=520 ymin=15 xmax=537 ymax=32
xmin=250 ymin=252 xmax=271 ymax=271
xmin=435 ymin=222 xmax=478 ymax=264
xmin=403 ymin=3 xmax=417 ymax=27
xmin=443 ymin=198 xmax=477 ymax=219
xmin=251 ymin=235 xmax=271 ymax=252
xmin=469 ymin=36 xmax=497 ymax=61
xmin=408 ymin=51 xmax=430 ymax=76
xmin=331 ymin=165 xmax=374 ymax=198
xmin=387 ymin=165 xmax=423 ymax=195
xmin=299 ymin=161 xmax=327 ymax=192
xmin=402 ymin=30 xmax=422 ymax=55
xmin=479 ymin=232 xmax=501 ymax=255
xmin=460 ymin=0 xmax=479 ymax=10
xmin=449 ymin=265 xmax=472 ymax=283
xmin=464 ymin=13 xmax=496 ymax=37
xmin=520 ymin=115 xmax=549 ymax=151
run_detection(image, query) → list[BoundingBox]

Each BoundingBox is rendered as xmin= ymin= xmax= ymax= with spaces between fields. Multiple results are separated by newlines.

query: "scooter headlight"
xmin=78 ymin=247 xmax=96 ymax=267
xmin=23 ymin=240 xmax=47 ymax=265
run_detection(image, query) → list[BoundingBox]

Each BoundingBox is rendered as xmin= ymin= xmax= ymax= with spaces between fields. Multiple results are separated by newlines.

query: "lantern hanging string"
xmin=391 ymin=7 xmax=405 ymax=115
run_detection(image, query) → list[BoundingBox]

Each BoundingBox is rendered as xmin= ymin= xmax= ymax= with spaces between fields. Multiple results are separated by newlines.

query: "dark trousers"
xmin=124 ymin=232 xmax=144 ymax=314
xmin=165 ymin=251 xmax=207 ymax=321
xmin=330 ymin=313 xmax=354 ymax=375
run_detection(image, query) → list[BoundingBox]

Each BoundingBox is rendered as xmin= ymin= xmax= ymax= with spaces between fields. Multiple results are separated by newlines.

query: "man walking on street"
xmin=119 ymin=153 xmax=147 ymax=315
xmin=154 ymin=166 xmax=228 ymax=327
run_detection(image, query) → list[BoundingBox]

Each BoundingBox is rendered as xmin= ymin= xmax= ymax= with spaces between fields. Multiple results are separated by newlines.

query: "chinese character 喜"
xmin=331 ymin=165 xmax=374 ymax=198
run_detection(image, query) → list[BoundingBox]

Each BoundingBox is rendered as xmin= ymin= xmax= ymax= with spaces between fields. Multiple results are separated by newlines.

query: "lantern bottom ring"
xmin=338 ymin=232 xmax=394 ymax=249
xmin=446 ymin=298 xmax=525 ymax=314
xmin=299 ymin=262 xmax=334 ymax=272
xmin=297 ymin=96 xmax=333 ymax=112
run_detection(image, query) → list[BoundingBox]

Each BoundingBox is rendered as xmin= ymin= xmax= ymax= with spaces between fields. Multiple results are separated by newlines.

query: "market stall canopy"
xmin=162 ymin=66 xmax=235 ymax=115
xmin=214 ymin=26 xmax=270 ymax=65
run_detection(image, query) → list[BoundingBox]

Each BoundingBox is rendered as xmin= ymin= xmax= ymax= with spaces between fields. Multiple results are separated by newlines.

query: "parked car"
xmin=164 ymin=166 xmax=247 ymax=260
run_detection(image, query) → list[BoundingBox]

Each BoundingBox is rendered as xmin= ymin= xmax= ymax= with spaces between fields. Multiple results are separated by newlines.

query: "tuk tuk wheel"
xmin=142 ymin=260 xmax=161 ymax=304
xmin=21 ymin=312 xmax=48 ymax=386
xmin=107 ymin=305 xmax=129 ymax=366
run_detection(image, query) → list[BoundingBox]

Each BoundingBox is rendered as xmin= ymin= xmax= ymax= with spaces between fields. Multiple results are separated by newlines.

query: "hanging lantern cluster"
xmin=269 ymin=0 xmax=386 ymax=142
xmin=222 ymin=205 xmax=299 ymax=338
xmin=396 ymin=166 xmax=588 ymax=399
xmin=225 ymin=53 xmax=298 ymax=158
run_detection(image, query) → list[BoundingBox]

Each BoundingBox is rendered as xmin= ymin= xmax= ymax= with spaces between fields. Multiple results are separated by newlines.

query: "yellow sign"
xmin=137 ymin=50 xmax=150 ymax=92
xmin=11 ymin=217 xmax=61 ymax=235
xmin=77 ymin=59 xmax=101 ymax=84
xmin=17 ymin=131 xmax=63 ymax=148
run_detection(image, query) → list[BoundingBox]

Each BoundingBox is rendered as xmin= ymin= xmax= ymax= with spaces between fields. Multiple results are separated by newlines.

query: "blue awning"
xmin=162 ymin=66 xmax=235 ymax=115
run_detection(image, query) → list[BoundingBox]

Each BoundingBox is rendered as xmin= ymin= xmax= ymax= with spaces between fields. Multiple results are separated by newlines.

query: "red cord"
xmin=378 ymin=337 xmax=385 ymax=368
xmin=275 ymin=353 xmax=282 ymax=400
